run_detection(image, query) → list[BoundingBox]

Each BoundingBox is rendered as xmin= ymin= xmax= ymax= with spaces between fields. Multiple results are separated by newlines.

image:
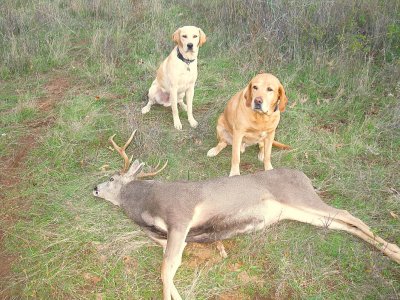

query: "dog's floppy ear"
xmin=278 ymin=84 xmax=288 ymax=112
xmin=198 ymin=28 xmax=207 ymax=47
xmin=244 ymin=82 xmax=252 ymax=107
xmin=172 ymin=28 xmax=181 ymax=45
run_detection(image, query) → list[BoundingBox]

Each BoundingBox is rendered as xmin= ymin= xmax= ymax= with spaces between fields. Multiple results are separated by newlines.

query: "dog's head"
xmin=172 ymin=26 xmax=206 ymax=56
xmin=244 ymin=73 xmax=288 ymax=115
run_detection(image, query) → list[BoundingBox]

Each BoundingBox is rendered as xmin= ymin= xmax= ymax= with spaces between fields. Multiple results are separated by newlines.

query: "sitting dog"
xmin=207 ymin=73 xmax=289 ymax=176
xmin=142 ymin=26 xmax=206 ymax=130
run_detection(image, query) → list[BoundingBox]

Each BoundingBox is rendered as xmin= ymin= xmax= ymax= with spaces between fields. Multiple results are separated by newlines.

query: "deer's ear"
xmin=126 ymin=160 xmax=144 ymax=177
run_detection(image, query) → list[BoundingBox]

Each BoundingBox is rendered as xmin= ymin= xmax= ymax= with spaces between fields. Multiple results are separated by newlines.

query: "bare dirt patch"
xmin=184 ymin=240 xmax=237 ymax=269
xmin=214 ymin=290 xmax=251 ymax=300
xmin=38 ymin=77 xmax=70 ymax=112
xmin=0 ymin=76 xmax=70 ymax=188
xmin=0 ymin=74 xmax=70 ymax=297
xmin=0 ymin=229 xmax=14 ymax=280
xmin=0 ymin=133 xmax=37 ymax=187
xmin=185 ymin=243 xmax=223 ymax=268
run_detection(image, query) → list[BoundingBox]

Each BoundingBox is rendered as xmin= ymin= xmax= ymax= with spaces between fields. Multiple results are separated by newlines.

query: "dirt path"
xmin=0 ymin=75 xmax=70 ymax=297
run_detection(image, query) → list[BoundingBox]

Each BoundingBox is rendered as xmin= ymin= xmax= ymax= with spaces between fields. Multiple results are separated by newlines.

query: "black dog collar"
xmin=177 ymin=48 xmax=195 ymax=67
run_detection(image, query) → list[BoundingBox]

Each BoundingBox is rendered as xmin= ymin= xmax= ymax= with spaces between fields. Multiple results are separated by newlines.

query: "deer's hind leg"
xmin=283 ymin=204 xmax=400 ymax=263
xmin=324 ymin=210 xmax=400 ymax=263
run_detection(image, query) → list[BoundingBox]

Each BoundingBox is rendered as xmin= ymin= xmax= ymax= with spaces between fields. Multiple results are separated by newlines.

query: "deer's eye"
xmin=109 ymin=177 xmax=114 ymax=182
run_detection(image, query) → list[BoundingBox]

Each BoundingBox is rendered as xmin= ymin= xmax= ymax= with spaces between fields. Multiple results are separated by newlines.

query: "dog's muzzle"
xmin=254 ymin=102 xmax=262 ymax=110
xmin=253 ymin=97 xmax=263 ymax=111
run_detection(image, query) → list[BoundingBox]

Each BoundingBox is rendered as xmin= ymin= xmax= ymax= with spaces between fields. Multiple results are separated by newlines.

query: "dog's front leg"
xmin=263 ymin=131 xmax=275 ymax=170
xmin=230 ymin=131 xmax=244 ymax=176
xmin=170 ymin=87 xmax=182 ymax=130
xmin=185 ymin=85 xmax=198 ymax=128
xmin=161 ymin=229 xmax=188 ymax=300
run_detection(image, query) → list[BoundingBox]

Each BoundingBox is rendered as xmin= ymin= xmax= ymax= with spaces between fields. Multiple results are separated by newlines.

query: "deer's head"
xmin=93 ymin=130 xmax=167 ymax=206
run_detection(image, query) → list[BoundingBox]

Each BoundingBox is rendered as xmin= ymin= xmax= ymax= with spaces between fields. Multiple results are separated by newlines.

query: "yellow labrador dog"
xmin=142 ymin=26 xmax=206 ymax=130
xmin=208 ymin=73 xmax=289 ymax=176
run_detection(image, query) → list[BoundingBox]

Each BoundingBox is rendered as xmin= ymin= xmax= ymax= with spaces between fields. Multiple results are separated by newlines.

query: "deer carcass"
xmin=93 ymin=131 xmax=400 ymax=300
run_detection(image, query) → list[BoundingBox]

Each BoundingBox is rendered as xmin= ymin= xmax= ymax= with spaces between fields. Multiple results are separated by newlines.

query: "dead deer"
xmin=93 ymin=131 xmax=400 ymax=300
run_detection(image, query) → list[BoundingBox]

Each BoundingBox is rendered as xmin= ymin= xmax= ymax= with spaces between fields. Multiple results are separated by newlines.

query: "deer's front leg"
xmin=161 ymin=229 xmax=188 ymax=300
xmin=170 ymin=87 xmax=182 ymax=130
xmin=229 ymin=131 xmax=244 ymax=176
xmin=263 ymin=131 xmax=275 ymax=171
xmin=185 ymin=85 xmax=198 ymax=128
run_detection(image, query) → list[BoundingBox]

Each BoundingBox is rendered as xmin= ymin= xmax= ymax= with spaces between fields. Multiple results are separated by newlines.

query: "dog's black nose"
xmin=254 ymin=97 xmax=263 ymax=110
xmin=187 ymin=43 xmax=193 ymax=49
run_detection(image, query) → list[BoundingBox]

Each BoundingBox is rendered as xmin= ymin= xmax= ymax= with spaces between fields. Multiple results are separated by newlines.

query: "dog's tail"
xmin=272 ymin=140 xmax=290 ymax=150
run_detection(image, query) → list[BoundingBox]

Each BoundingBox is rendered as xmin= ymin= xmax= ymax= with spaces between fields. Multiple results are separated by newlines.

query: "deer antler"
xmin=109 ymin=130 xmax=136 ymax=174
xmin=136 ymin=160 xmax=168 ymax=179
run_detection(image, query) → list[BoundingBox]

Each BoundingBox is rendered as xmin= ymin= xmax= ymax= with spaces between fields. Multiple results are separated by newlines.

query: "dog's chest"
xmin=243 ymin=129 xmax=270 ymax=145
xmin=175 ymin=68 xmax=197 ymax=90
xmin=177 ymin=63 xmax=197 ymax=78
xmin=242 ymin=114 xmax=280 ymax=144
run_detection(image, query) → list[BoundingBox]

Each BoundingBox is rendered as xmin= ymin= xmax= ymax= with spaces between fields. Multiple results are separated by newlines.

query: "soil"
xmin=0 ymin=75 xmax=70 ymax=297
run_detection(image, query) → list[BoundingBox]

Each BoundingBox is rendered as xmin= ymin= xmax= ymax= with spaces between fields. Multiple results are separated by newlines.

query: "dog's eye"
xmin=267 ymin=87 xmax=273 ymax=91
xmin=182 ymin=35 xmax=187 ymax=38
xmin=253 ymin=86 xmax=258 ymax=90
xmin=193 ymin=35 xmax=198 ymax=38
xmin=109 ymin=177 xmax=114 ymax=182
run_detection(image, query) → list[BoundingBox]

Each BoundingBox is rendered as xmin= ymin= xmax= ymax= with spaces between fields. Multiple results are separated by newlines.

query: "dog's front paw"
xmin=189 ymin=117 xmax=198 ymax=128
xmin=207 ymin=147 xmax=217 ymax=157
xmin=265 ymin=163 xmax=273 ymax=171
xmin=229 ymin=168 xmax=240 ymax=177
xmin=141 ymin=106 xmax=150 ymax=114
xmin=174 ymin=120 xmax=183 ymax=130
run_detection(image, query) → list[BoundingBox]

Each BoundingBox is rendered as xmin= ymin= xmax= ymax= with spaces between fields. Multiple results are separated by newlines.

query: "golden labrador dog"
xmin=142 ymin=26 xmax=206 ymax=130
xmin=207 ymin=73 xmax=289 ymax=176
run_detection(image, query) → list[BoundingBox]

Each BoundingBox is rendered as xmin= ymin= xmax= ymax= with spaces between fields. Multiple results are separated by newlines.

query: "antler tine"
xmin=153 ymin=161 xmax=161 ymax=169
xmin=122 ymin=129 xmax=137 ymax=150
xmin=136 ymin=160 xmax=168 ymax=179
xmin=109 ymin=130 xmax=137 ymax=173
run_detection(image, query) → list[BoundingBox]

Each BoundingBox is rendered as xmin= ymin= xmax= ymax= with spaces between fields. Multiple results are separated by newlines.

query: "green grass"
xmin=1 ymin=0 xmax=399 ymax=299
